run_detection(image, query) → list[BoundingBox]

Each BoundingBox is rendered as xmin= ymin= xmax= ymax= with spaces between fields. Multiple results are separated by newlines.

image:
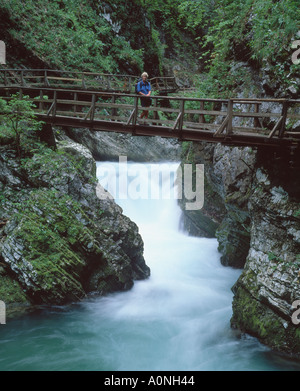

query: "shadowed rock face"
xmin=62 ymin=128 xmax=182 ymax=163
xmin=180 ymin=138 xmax=300 ymax=354
xmin=231 ymin=150 xmax=300 ymax=356
xmin=180 ymin=141 xmax=256 ymax=268
xmin=0 ymin=140 xmax=150 ymax=309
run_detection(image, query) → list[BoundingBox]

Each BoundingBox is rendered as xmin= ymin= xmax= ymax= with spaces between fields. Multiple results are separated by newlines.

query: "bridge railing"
xmin=0 ymin=87 xmax=299 ymax=142
xmin=0 ymin=69 xmax=179 ymax=93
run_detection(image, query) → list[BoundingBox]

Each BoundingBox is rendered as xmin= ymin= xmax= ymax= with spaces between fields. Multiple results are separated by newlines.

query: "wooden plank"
xmin=132 ymin=96 xmax=139 ymax=128
xmin=126 ymin=109 xmax=136 ymax=125
xmin=46 ymin=101 xmax=55 ymax=116
xmin=268 ymin=116 xmax=283 ymax=139
xmin=278 ymin=100 xmax=288 ymax=138
xmin=182 ymin=121 xmax=218 ymax=130
xmin=47 ymin=77 xmax=83 ymax=82
xmin=227 ymin=99 xmax=233 ymax=135
xmin=254 ymin=103 xmax=261 ymax=128
xmin=39 ymin=90 xmax=44 ymax=111
xmin=23 ymin=76 xmax=44 ymax=81
xmin=178 ymin=100 xmax=185 ymax=138
xmin=53 ymin=90 xmax=57 ymax=116
xmin=285 ymin=131 xmax=300 ymax=136
xmin=74 ymin=93 xmax=78 ymax=114
xmin=44 ymin=70 xmax=50 ymax=87
xmin=90 ymin=94 xmax=96 ymax=121
xmin=54 ymin=111 xmax=86 ymax=117
xmin=173 ymin=112 xmax=182 ymax=130
xmin=199 ymin=101 xmax=205 ymax=124
xmin=232 ymin=111 xmax=282 ymax=119
xmin=288 ymin=113 xmax=300 ymax=120
xmin=231 ymin=126 xmax=269 ymax=135
xmin=184 ymin=109 xmax=227 ymax=116
xmin=214 ymin=115 xmax=229 ymax=137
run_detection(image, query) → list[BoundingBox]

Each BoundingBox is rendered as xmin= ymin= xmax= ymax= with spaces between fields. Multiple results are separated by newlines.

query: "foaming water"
xmin=0 ymin=161 xmax=299 ymax=371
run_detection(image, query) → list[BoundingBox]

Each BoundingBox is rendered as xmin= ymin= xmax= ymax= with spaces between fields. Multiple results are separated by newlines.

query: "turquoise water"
xmin=0 ymin=161 xmax=299 ymax=371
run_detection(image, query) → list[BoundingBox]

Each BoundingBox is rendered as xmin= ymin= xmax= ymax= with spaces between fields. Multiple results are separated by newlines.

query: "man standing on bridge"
xmin=137 ymin=72 xmax=152 ymax=125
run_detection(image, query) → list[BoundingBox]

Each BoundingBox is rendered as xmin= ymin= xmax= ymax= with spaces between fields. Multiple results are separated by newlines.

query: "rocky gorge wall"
xmin=0 ymin=138 xmax=150 ymax=316
xmin=180 ymin=139 xmax=300 ymax=355
xmin=62 ymin=127 xmax=182 ymax=162
xmin=178 ymin=58 xmax=300 ymax=355
xmin=231 ymin=148 xmax=300 ymax=355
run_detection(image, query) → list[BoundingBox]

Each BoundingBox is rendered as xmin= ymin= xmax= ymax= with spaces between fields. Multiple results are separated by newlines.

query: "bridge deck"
xmin=0 ymin=86 xmax=299 ymax=149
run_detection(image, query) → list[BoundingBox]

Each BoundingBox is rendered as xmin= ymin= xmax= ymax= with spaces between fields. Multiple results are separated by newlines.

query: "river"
xmin=0 ymin=161 xmax=299 ymax=371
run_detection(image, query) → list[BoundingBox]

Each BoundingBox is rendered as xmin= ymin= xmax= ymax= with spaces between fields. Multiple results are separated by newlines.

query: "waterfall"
xmin=0 ymin=161 xmax=298 ymax=371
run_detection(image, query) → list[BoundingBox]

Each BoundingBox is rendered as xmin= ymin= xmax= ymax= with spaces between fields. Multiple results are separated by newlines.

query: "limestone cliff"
xmin=180 ymin=141 xmax=256 ymax=268
xmin=62 ymin=127 xmax=181 ymax=163
xmin=231 ymin=148 xmax=300 ymax=355
xmin=0 ymin=139 xmax=150 ymax=313
xmin=180 ymin=138 xmax=300 ymax=355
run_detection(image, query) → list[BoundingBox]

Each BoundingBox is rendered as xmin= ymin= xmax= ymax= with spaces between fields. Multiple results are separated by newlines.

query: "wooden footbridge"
xmin=0 ymin=70 xmax=299 ymax=149
xmin=0 ymin=69 xmax=179 ymax=94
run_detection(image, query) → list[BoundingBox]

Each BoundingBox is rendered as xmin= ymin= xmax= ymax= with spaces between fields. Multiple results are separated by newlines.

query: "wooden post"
xmin=82 ymin=73 xmax=87 ymax=89
xmin=21 ymin=70 xmax=25 ymax=86
xmin=254 ymin=102 xmax=261 ymax=128
xmin=164 ymin=78 xmax=167 ymax=91
xmin=153 ymin=97 xmax=159 ymax=122
xmin=74 ymin=92 xmax=78 ymax=115
xmin=90 ymin=94 xmax=96 ymax=121
xmin=4 ymin=70 xmax=7 ymax=86
xmin=112 ymin=95 xmax=117 ymax=117
xmin=227 ymin=99 xmax=233 ymax=135
xmin=199 ymin=101 xmax=205 ymax=124
xmin=278 ymin=100 xmax=289 ymax=138
xmin=133 ymin=96 xmax=138 ymax=126
xmin=44 ymin=70 xmax=50 ymax=87
xmin=53 ymin=90 xmax=57 ymax=116
xmin=178 ymin=99 xmax=185 ymax=140
xmin=39 ymin=90 xmax=44 ymax=112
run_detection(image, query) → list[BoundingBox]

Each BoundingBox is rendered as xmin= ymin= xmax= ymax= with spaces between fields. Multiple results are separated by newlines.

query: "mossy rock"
xmin=0 ymin=274 xmax=28 ymax=304
xmin=231 ymin=286 xmax=300 ymax=355
xmin=216 ymin=217 xmax=250 ymax=268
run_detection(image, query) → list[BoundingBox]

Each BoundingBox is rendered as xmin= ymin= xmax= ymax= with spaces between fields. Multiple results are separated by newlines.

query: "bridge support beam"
xmin=40 ymin=123 xmax=57 ymax=150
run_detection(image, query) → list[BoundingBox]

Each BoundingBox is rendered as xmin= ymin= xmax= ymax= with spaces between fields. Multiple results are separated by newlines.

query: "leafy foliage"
xmin=0 ymin=93 xmax=43 ymax=157
xmin=194 ymin=0 xmax=300 ymax=96
xmin=1 ymin=0 xmax=299 ymax=98
xmin=1 ymin=0 xmax=144 ymax=73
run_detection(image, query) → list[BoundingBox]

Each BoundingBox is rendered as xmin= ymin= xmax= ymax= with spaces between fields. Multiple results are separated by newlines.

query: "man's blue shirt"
xmin=137 ymin=80 xmax=151 ymax=95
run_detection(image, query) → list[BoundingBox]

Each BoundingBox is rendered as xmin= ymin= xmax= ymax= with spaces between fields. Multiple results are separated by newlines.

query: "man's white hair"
xmin=141 ymin=72 xmax=149 ymax=78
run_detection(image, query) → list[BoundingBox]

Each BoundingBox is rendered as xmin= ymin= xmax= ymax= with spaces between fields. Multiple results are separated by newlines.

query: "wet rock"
xmin=0 ymin=140 xmax=150 ymax=308
xmin=231 ymin=162 xmax=300 ymax=355
xmin=60 ymin=128 xmax=181 ymax=162
xmin=180 ymin=142 xmax=255 ymax=267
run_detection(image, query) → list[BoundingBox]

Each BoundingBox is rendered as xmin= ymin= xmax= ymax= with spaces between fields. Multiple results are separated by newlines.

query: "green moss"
xmin=1 ymin=0 xmax=144 ymax=73
xmin=232 ymin=286 xmax=300 ymax=354
xmin=6 ymin=188 xmax=105 ymax=303
xmin=0 ymin=125 xmax=15 ymax=146
xmin=0 ymin=274 xmax=28 ymax=304
xmin=294 ymin=209 xmax=300 ymax=218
